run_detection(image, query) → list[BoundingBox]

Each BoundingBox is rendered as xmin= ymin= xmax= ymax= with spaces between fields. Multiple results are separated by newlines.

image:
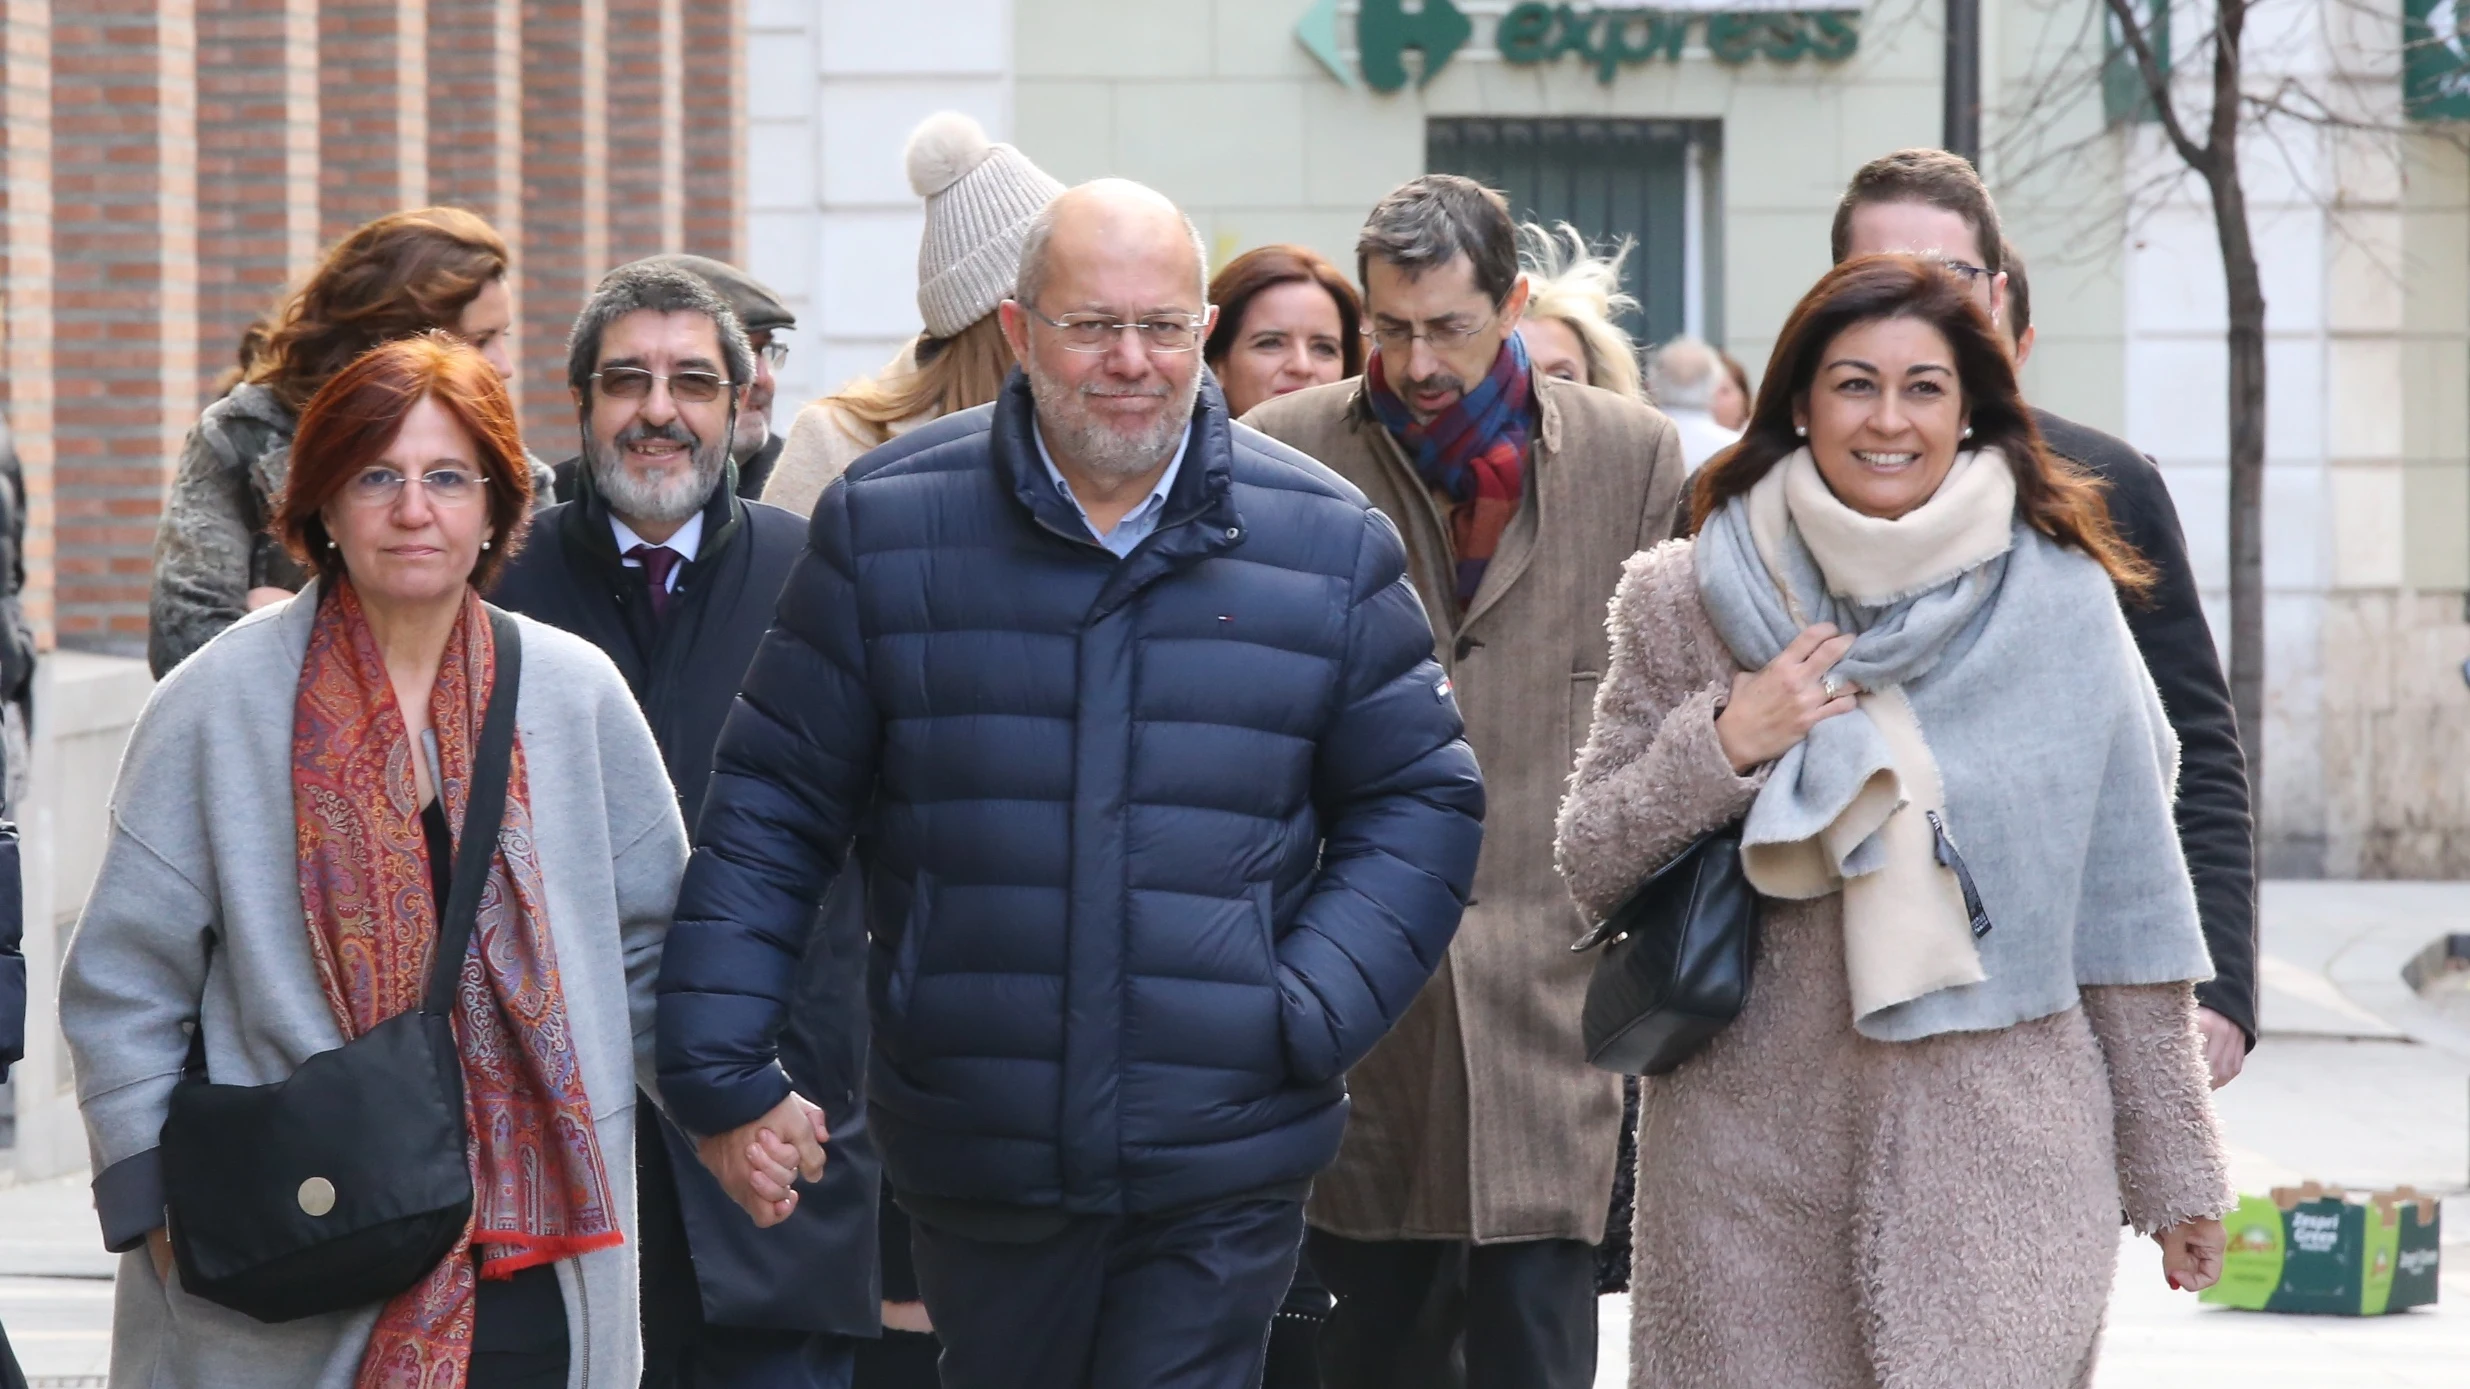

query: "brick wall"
xmin=0 ymin=0 xmax=739 ymax=651
xmin=320 ymin=0 xmax=425 ymax=236
xmin=52 ymin=1 xmax=200 ymax=649
xmin=682 ymin=0 xmax=742 ymax=266
xmin=518 ymin=0 xmax=608 ymax=455
xmin=2 ymin=0 xmax=55 ymax=646
xmin=199 ymin=0 xmax=319 ymax=403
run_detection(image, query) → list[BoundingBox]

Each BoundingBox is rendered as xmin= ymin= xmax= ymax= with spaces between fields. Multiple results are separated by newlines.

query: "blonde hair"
xmin=813 ymin=313 xmax=1015 ymax=446
xmin=1517 ymin=222 xmax=1644 ymax=401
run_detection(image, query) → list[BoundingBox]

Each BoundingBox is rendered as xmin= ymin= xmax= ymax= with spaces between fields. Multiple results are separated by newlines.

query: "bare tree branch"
xmin=2103 ymin=0 xmax=2213 ymax=172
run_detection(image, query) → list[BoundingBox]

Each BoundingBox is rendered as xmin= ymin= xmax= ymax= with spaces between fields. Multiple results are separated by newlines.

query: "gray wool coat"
xmin=59 ymin=586 xmax=689 ymax=1389
xmin=1244 ymin=372 xmax=1687 ymax=1244
xmin=1556 ymin=542 xmax=2231 ymax=1387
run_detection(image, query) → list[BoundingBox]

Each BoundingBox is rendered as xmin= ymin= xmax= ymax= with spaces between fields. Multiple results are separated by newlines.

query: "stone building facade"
xmin=0 ymin=0 xmax=748 ymax=652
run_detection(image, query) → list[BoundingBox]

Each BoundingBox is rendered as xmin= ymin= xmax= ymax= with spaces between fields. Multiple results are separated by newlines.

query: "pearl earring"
xmin=1962 ymin=426 xmax=1974 ymax=440
xmin=481 ymin=539 xmax=492 ymax=551
xmin=325 ymin=538 xmax=337 ymax=550
xmin=1795 ymin=425 xmax=1808 ymax=438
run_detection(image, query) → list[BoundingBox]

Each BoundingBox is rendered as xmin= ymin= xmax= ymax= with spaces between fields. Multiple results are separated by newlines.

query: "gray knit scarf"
xmin=1695 ymin=448 xmax=2212 ymax=1041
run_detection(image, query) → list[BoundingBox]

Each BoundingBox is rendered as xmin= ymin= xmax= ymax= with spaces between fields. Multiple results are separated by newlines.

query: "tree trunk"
xmin=2210 ymin=160 xmax=2267 ymax=835
xmin=2202 ymin=0 xmax=2266 ymax=839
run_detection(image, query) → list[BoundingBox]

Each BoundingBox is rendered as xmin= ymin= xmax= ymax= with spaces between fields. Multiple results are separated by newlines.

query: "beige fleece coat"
xmin=1244 ymin=372 xmax=1688 ymax=1244
xmin=1555 ymin=540 xmax=2232 ymax=1388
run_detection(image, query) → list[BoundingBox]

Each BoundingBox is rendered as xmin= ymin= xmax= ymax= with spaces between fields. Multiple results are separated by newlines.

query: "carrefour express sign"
xmin=1299 ymin=0 xmax=1863 ymax=92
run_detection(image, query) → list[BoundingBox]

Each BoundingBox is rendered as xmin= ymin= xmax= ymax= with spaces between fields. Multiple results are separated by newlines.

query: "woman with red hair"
xmin=63 ymin=335 xmax=685 ymax=1389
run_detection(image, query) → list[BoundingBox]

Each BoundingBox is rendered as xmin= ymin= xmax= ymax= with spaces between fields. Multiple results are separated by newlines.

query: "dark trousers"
xmin=910 ymin=1197 xmax=1305 ymax=1389
xmin=851 ymin=1329 xmax=942 ymax=1388
xmin=1308 ymin=1230 xmax=1597 ymax=1389
xmin=641 ymin=1119 xmax=857 ymax=1389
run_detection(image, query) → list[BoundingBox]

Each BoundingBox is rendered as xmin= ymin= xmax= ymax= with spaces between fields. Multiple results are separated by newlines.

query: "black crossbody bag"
xmin=159 ymin=609 xmax=522 ymax=1324
xmin=1570 ymin=821 xmax=1759 ymax=1077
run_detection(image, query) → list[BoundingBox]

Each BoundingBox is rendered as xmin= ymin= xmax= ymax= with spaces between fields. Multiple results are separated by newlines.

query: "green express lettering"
xmin=1499 ymin=1 xmax=1555 ymax=63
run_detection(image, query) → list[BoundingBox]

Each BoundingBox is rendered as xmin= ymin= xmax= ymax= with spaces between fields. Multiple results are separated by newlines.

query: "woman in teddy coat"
xmin=1555 ymin=255 xmax=2233 ymax=1388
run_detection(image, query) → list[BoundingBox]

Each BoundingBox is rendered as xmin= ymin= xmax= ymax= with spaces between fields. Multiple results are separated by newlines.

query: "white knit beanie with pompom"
xmin=906 ymin=112 xmax=1066 ymax=339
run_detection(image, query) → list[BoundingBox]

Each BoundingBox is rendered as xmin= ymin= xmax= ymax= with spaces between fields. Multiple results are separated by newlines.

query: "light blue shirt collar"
xmin=1033 ymin=420 xmax=1189 ymax=559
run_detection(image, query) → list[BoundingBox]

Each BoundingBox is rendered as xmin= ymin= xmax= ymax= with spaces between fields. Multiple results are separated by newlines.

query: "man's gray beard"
xmin=1025 ymin=359 xmax=1199 ymax=482
xmin=591 ymin=425 xmax=728 ymax=525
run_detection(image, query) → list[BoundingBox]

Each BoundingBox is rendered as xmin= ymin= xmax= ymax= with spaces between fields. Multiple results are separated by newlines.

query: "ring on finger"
xmin=1821 ymin=672 xmax=1854 ymax=701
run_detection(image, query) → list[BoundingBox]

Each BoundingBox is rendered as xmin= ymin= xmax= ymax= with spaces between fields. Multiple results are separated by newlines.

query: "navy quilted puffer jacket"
xmin=657 ymin=372 xmax=1485 ymax=1216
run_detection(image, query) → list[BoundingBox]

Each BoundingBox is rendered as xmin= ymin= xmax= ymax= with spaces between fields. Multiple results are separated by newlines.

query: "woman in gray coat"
xmin=1556 ymin=257 xmax=2231 ymax=1387
xmin=147 ymin=206 xmax=554 ymax=679
xmin=64 ymin=336 xmax=686 ymax=1388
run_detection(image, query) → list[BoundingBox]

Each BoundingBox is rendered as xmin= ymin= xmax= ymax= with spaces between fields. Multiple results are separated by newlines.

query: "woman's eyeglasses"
xmin=594 ymin=367 xmax=733 ymax=403
xmin=345 ymin=467 xmax=491 ymax=509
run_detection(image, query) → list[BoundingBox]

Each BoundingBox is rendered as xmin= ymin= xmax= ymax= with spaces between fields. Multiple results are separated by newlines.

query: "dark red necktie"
xmin=625 ymin=543 xmax=681 ymax=620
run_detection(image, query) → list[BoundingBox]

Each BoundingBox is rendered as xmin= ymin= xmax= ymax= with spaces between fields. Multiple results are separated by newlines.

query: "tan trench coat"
xmin=1244 ymin=372 xmax=1687 ymax=1243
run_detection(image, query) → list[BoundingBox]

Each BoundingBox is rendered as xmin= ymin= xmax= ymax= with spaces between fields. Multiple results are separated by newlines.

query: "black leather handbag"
xmin=1570 ymin=821 xmax=1759 ymax=1076
xmin=159 ymin=610 xmax=521 ymax=1324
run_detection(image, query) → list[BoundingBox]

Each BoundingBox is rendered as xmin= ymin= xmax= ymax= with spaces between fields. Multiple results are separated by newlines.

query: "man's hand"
xmin=147 ymin=1227 xmax=175 ymax=1285
xmin=694 ymin=1092 xmax=829 ymax=1228
xmin=2195 ymin=1006 xmax=2246 ymax=1089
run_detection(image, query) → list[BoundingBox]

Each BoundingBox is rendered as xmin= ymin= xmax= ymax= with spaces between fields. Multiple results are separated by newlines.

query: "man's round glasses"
xmin=755 ymin=339 xmax=790 ymax=368
xmin=595 ymin=367 xmax=733 ymax=403
xmin=1937 ymin=259 xmax=1992 ymax=283
xmin=1022 ymin=307 xmax=1207 ymax=355
xmin=346 ymin=466 xmax=490 ymax=509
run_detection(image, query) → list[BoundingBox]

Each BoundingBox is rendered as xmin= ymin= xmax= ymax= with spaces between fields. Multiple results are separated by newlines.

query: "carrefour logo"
xmin=1299 ymin=1 xmax=1863 ymax=92
xmin=1298 ymin=0 xmax=1471 ymax=92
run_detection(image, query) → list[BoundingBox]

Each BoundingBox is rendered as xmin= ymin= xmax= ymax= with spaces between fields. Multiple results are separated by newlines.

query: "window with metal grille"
xmin=1426 ymin=117 xmax=1722 ymax=350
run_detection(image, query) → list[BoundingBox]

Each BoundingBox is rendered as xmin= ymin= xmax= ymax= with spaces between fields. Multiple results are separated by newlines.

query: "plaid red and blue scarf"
xmin=1366 ymin=332 xmax=1533 ymax=612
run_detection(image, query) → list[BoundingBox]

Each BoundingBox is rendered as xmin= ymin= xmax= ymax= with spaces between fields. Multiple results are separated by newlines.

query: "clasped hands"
xmin=695 ymin=1091 xmax=831 ymax=1228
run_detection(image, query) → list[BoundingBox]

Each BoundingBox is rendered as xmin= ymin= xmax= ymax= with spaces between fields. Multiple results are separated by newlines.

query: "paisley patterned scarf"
xmin=1364 ymin=331 xmax=1534 ymax=612
xmin=293 ymin=578 xmax=620 ymax=1389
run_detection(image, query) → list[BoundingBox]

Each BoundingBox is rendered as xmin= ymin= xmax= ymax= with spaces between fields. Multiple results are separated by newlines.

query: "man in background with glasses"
xmin=1246 ymin=174 xmax=1687 ymax=1389
xmin=550 ymin=253 xmax=800 ymax=505
xmin=492 ymin=260 xmax=875 ymax=1389
xmin=657 ymin=177 xmax=1483 ymax=1389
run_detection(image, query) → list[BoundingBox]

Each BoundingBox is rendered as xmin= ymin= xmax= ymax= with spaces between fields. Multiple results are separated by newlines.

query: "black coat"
xmin=0 ymin=824 xmax=20 ymax=1080
xmin=2036 ymin=409 xmax=2258 ymax=1043
xmin=490 ymin=476 xmax=880 ymax=1336
xmin=0 ymin=417 xmax=24 ymax=1082
xmin=550 ymin=430 xmax=784 ymax=508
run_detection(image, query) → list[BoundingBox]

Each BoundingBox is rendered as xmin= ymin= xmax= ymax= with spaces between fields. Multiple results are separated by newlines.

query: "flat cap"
xmin=625 ymin=253 xmax=795 ymax=334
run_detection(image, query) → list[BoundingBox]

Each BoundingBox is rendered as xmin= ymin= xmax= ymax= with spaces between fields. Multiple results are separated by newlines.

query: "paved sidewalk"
xmin=0 ymin=1171 xmax=111 ymax=1386
xmin=1596 ymin=881 xmax=2470 ymax=1387
xmin=8 ymin=883 xmax=2469 ymax=1387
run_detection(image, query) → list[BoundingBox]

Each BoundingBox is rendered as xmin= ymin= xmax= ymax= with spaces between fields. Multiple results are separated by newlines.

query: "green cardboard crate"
xmin=2201 ymin=1183 xmax=2441 ymax=1316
